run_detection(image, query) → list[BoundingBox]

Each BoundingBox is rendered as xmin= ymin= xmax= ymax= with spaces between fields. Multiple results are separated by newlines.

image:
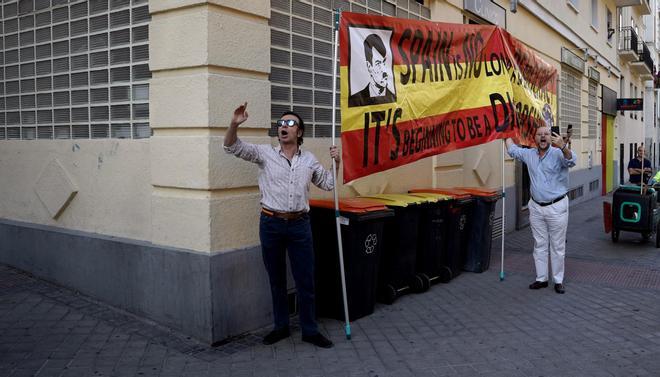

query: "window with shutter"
xmin=560 ymin=67 xmax=582 ymax=138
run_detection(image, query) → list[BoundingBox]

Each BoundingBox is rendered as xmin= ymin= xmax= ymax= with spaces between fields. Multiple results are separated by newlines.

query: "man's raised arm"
xmin=224 ymin=102 xmax=248 ymax=148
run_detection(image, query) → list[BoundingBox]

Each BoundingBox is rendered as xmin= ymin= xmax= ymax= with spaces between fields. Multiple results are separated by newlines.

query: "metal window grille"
xmin=567 ymin=185 xmax=584 ymax=200
xmin=269 ymin=0 xmax=430 ymax=138
xmin=0 ymin=0 xmax=151 ymax=141
xmin=560 ymin=67 xmax=582 ymax=138
xmin=589 ymin=179 xmax=599 ymax=192
xmin=587 ymin=79 xmax=597 ymax=138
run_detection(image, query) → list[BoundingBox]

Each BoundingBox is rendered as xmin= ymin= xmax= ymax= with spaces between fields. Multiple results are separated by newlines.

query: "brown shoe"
xmin=554 ymin=283 xmax=565 ymax=294
xmin=529 ymin=281 xmax=549 ymax=289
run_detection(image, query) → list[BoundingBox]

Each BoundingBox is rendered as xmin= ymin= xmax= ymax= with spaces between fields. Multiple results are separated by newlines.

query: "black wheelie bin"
xmin=611 ymin=185 xmax=660 ymax=246
xmin=410 ymin=189 xmax=475 ymax=281
xmin=406 ymin=192 xmax=454 ymax=284
xmin=310 ymin=198 xmax=394 ymax=321
xmin=358 ymin=194 xmax=431 ymax=304
xmin=454 ymin=187 xmax=502 ymax=273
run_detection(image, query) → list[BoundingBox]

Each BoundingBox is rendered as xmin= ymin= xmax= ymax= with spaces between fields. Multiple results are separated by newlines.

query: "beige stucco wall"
xmin=0 ymin=140 xmax=152 ymax=241
xmin=492 ymin=1 xmax=648 ymax=185
xmin=149 ymin=1 xmax=270 ymax=253
xmin=4 ymin=0 xmax=645 ymax=255
xmin=431 ymin=0 xmax=641 ymax=189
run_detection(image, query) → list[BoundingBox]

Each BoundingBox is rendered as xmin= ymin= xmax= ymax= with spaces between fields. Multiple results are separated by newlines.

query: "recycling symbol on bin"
xmin=488 ymin=212 xmax=494 ymax=226
xmin=459 ymin=214 xmax=467 ymax=231
xmin=364 ymin=233 xmax=377 ymax=254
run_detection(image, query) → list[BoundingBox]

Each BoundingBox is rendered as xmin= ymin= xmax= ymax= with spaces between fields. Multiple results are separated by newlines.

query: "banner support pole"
xmin=640 ymin=132 xmax=643 ymax=194
xmin=330 ymin=8 xmax=351 ymax=340
xmin=500 ymin=139 xmax=506 ymax=281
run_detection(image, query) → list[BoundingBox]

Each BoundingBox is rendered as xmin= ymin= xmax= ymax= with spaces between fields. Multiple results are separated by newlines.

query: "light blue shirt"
xmin=507 ymin=143 xmax=577 ymax=203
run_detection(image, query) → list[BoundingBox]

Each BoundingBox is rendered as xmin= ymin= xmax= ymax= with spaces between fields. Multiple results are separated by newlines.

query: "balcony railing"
xmin=619 ymin=26 xmax=653 ymax=76
xmin=637 ymin=41 xmax=654 ymax=73
xmin=619 ymin=26 xmax=639 ymax=53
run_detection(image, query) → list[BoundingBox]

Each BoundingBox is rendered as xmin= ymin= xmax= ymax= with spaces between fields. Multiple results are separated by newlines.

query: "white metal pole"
xmin=330 ymin=9 xmax=351 ymax=340
xmin=635 ymin=142 xmax=646 ymax=195
xmin=500 ymin=140 xmax=506 ymax=281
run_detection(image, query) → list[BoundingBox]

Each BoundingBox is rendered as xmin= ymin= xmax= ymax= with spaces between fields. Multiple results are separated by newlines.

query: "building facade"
xmin=1 ymin=0 xmax=658 ymax=344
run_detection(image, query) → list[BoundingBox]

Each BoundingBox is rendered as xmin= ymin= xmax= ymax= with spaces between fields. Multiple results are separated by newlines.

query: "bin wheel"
xmin=612 ymin=229 xmax=619 ymax=243
xmin=414 ymin=273 xmax=431 ymax=292
xmin=411 ymin=274 xmax=425 ymax=293
xmin=643 ymin=232 xmax=651 ymax=242
xmin=439 ymin=266 xmax=452 ymax=283
xmin=379 ymin=284 xmax=397 ymax=305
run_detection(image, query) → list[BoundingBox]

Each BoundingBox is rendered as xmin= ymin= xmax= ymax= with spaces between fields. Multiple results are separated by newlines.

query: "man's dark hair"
xmin=281 ymin=110 xmax=305 ymax=145
xmin=363 ymin=34 xmax=387 ymax=64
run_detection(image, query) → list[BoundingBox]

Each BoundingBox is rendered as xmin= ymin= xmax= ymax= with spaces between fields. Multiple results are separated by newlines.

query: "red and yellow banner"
xmin=340 ymin=12 xmax=557 ymax=183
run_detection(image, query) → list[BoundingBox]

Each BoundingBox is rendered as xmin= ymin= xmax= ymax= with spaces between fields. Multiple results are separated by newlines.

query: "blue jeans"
xmin=259 ymin=213 xmax=318 ymax=336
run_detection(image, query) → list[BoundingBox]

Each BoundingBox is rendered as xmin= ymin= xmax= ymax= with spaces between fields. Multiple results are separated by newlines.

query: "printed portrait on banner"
xmin=348 ymin=27 xmax=396 ymax=107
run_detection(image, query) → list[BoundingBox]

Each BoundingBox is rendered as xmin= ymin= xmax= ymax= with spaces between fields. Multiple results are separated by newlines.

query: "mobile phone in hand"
xmin=551 ymin=126 xmax=560 ymax=135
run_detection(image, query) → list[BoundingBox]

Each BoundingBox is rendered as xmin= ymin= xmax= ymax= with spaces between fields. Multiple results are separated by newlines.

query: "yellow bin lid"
xmin=359 ymin=193 xmax=430 ymax=207
xmin=407 ymin=192 xmax=453 ymax=202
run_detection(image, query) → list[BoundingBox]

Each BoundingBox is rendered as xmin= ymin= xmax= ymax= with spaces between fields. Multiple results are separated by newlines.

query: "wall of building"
xmin=513 ymin=0 xmax=654 ymax=193
xmin=0 ymin=140 xmax=152 ymax=241
xmin=0 ymin=219 xmax=216 ymax=342
xmin=0 ymin=0 xmax=275 ymax=344
xmin=149 ymin=1 xmax=270 ymax=254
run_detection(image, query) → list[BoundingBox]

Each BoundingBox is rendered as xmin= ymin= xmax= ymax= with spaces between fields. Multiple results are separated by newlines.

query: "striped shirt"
xmin=224 ymin=138 xmax=335 ymax=212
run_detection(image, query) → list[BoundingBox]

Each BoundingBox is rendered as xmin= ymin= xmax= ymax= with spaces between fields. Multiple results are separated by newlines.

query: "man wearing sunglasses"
xmin=224 ymin=102 xmax=340 ymax=348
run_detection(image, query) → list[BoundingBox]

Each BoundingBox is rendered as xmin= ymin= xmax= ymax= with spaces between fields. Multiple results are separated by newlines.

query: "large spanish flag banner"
xmin=340 ymin=12 xmax=557 ymax=183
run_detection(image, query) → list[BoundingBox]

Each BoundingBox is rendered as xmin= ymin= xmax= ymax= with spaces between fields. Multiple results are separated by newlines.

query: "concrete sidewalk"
xmin=3 ymin=196 xmax=660 ymax=377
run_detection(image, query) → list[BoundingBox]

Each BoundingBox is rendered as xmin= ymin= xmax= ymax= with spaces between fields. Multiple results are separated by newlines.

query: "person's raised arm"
xmin=551 ymin=132 xmax=572 ymax=160
xmin=224 ymin=102 xmax=248 ymax=148
xmin=505 ymin=137 xmax=515 ymax=150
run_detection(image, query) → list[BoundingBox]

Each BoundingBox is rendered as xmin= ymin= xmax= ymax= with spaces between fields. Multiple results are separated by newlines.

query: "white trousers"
xmin=528 ymin=196 xmax=569 ymax=284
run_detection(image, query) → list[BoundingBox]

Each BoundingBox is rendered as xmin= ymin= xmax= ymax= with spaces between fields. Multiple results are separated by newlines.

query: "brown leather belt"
xmin=261 ymin=208 xmax=307 ymax=220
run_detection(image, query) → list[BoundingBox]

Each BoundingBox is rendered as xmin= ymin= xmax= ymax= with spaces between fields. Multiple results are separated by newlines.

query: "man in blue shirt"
xmin=506 ymin=126 xmax=577 ymax=294
xmin=627 ymin=145 xmax=652 ymax=185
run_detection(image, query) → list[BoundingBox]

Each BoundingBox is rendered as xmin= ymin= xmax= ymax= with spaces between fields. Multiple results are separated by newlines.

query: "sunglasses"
xmin=276 ymin=119 xmax=299 ymax=128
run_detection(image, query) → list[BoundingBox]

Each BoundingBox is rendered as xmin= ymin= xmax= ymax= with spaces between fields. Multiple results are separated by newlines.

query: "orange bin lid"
xmin=409 ymin=188 xmax=472 ymax=200
xmin=309 ymin=198 xmax=390 ymax=213
xmin=453 ymin=187 xmax=502 ymax=198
